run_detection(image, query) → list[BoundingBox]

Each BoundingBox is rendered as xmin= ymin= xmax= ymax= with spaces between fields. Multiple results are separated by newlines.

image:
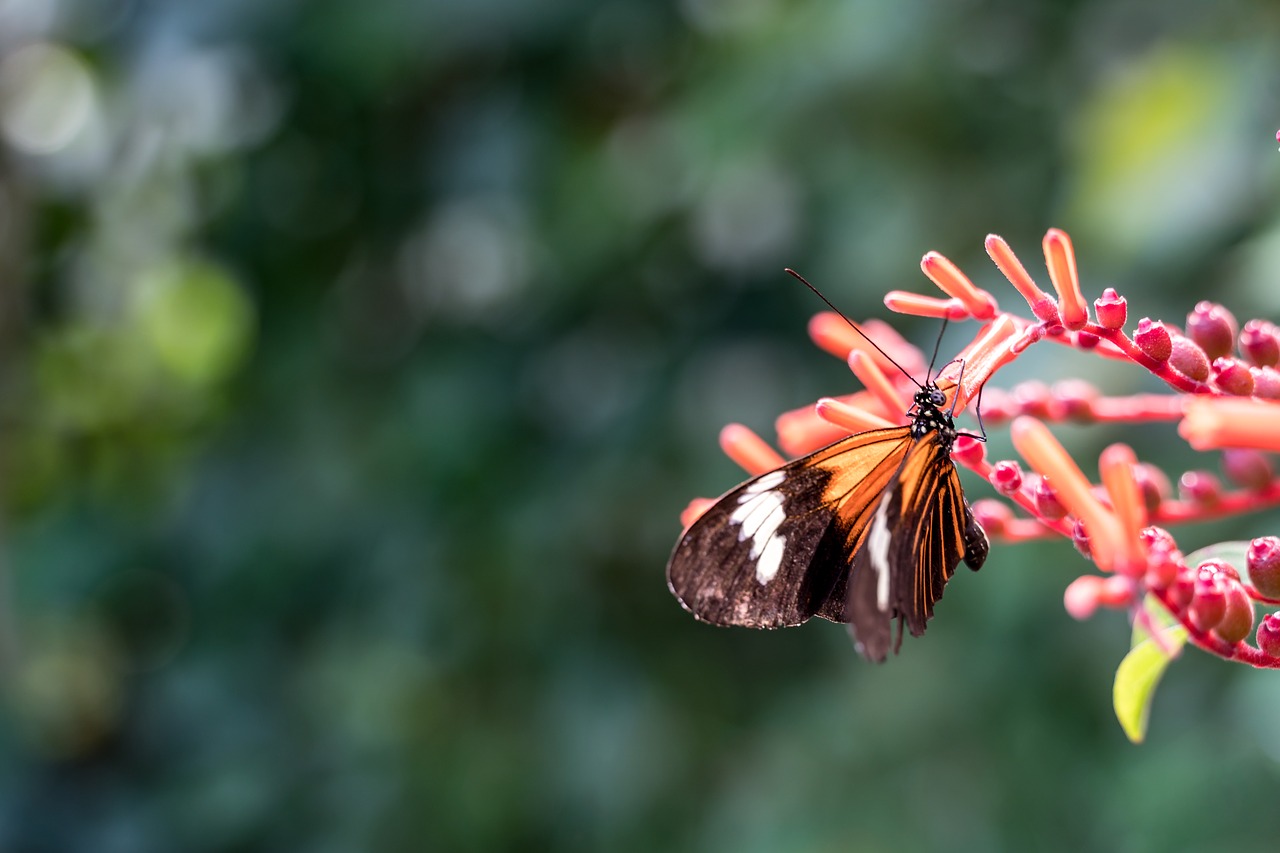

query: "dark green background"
xmin=1 ymin=1 xmax=1279 ymax=850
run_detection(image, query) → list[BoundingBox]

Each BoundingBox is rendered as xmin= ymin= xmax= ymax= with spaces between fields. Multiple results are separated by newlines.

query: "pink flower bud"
xmin=1140 ymin=526 xmax=1177 ymax=552
xmin=971 ymin=498 xmax=1012 ymax=536
xmin=1239 ymin=319 xmax=1280 ymax=367
xmin=952 ymin=435 xmax=985 ymax=466
xmin=1049 ymin=380 xmax=1098 ymax=421
xmin=1169 ymin=335 xmax=1211 ymax=381
xmin=1179 ymin=470 xmax=1221 ymax=505
xmin=1211 ymin=357 xmax=1254 ymax=396
xmin=1186 ymin=301 xmax=1238 ymax=361
xmin=1012 ymin=381 xmax=1051 ymax=417
xmin=1134 ymin=318 xmax=1172 ymax=362
xmin=1190 ymin=572 xmax=1228 ymax=631
xmin=1251 ymin=366 xmax=1280 ymax=400
xmin=1246 ymin=536 xmax=1280 ymax=598
xmin=1072 ymin=517 xmax=1091 ymax=557
xmin=1133 ymin=464 xmax=1171 ymax=514
xmin=1221 ymin=449 xmax=1272 ymax=490
xmin=1032 ymin=475 xmax=1067 ymax=520
xmin=989 ymin=460 xmax=1023 ymax=495
xmin=1212 ymin=582 xmax=1254 ymax=644
xmin=1169 ymin=571 xmax=1195 ymax=610
xmin=1064 ymin=575 xmax=1103 ymax=619
xmin=1257 ymin=613 xmax=1280 ymax=658
xmin=1076 ymin=331 xmax=1100 ymax=349
xmin=1093 ymin=288 xmax=1127 ymax=330
xmin=1198 ymin=558 xmax=1239 ymax=582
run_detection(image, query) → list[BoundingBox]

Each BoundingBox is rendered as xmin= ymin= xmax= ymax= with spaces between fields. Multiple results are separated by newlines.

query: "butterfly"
xmin=665 ymin=278 xmax=988 ymax=662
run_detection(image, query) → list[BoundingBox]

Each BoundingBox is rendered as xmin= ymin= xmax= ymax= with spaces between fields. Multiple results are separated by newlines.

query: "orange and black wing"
xmin=847 ymin=431 xmax=989 ymax=661
xmin=666 ymin=427 xmax=913 ymax=629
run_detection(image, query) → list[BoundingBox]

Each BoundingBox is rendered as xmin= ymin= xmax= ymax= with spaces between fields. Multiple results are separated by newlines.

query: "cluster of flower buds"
xmin=690 ymin=227 xmax=1280 ymax=670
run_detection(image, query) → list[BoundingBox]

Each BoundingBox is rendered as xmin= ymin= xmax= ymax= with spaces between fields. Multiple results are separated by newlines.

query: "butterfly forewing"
xmin=666 ymin=427 xmax=913 ymax=628
xmin=847 ymin=430 xmax=984 ymax=661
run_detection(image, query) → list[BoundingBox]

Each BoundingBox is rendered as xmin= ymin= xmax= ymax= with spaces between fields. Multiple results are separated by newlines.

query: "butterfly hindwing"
xmin=666 ymin=427 xmax=913 ymax=628
xmin=847 ymin=431 xmax=988 ymax=661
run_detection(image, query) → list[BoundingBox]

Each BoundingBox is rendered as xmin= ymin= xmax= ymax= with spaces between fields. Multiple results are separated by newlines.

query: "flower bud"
xmin=1256 ymin=613 xmax=1280 ymax=658
xmin=1064 ymin=575 xmax=1103 ymax=620
xmin=1239 ymin=319 xmax=1280 ymax=367
xmin=1168 ymin=571 xmax=1195 ymax=610
xmin=1198 ymin=558 xmax=1239 ymax=582
xmin=1179 ymin=470 xmax=1221 ymax=505
xmin=1134 ymin=318 xmax=1172 ymax=362
xmin=1169 ymin=335 xmax=1211 ymax=382
xmin=971 ymin=499 xmax=1012 ymax=537
xmin=1072 ymin=517 xmax=1091 ymax=558
xmin=1133 ymin=464 xmax=1171 ymax=514
xmin=1076 ymin=331 xmax=1100 ymax=349
xmin=1190 ymin=572 xmax=1228 ymax=631
xmin=1186 ymin=301 xmax=1238 ymax=361
xmin=1221 ymin=449 xmax=1271 ymax=490
xmin=989 ymin=460 xmax=1023 ymax=495
xmin=1211 ymin=357 xmax=1254 ymax=396
xmin=1212 ymin=582 xmax=1254 ymax=644
xmin=1012 ymin=381 xmax=1051 ymax=417
xmin=1246 ymin=536 xmax=1280 ymax=598
xmin=1094 ymin=288 xmax=1127 ymax=330
xmin=1049 ymin=380 xmax=1098 ymax=421
xmin=1031 ymin=475 xmax=1067 ymax=520
xmin=952 ymin=435 xmax=985 ymax=466
xmin=1251 ymin=366 xmax=1280 ymax=400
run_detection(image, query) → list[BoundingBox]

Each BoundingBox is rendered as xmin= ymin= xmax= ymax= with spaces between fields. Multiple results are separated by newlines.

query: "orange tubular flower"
xmin=1011 ymin=416 xmax=1125 ymax=571
xmin=814 ymin=396 xmax=896 ymax=433
xmin=848 ymin=351 xmax=908 ymax=417
xmin=985 ymin=233 xmax=1055 ymax=319
xmin=1098 ymin=443 xmax=1148 ymax=577
xmin=1179 ymin=398 xmax=1280 ymax=451
xmin=919 ymin=251 xmax=999 ymax=320
xmin=1043 ymin=228 xmax=1088 ymax=330
xmin=883 ymin=291 xmax=970 ymax=320
xmin=719 ymin=423 xmax=785 ymax=475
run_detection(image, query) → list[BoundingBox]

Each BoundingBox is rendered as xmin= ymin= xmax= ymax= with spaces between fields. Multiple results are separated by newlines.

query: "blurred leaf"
xmin=138 ymin=259 xmax=255 ymax=388
xmin=1115 ymin=596 xmax=1188 ymax=744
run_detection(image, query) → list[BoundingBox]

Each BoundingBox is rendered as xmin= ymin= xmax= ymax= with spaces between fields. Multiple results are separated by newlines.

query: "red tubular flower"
xmin=985 ymin=233 xmax=1058 ymax=323
xmin=1043 ymin=229 xmax=1088 ymax=330
xmin=919 ymin=251 xmax=999 ymax=320
xmin=1011 ymin=417 xmax=1125 ymax=572
xmin=1180 ymin=399 xmax=1280 ymax=451
xmin=720 ymin=424 xmax=785 ymax=475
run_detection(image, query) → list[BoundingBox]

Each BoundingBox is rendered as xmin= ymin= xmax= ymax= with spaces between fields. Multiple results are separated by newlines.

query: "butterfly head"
xmin=909 ymin=382 xmax=955 ymax=443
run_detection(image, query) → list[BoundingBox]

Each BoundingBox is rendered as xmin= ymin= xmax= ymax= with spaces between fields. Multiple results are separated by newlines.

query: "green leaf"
xmin=1114 ymin=595 xmax=1188 ymax=744
xmin=1183 ymin=540 xmax=1252 ymax=583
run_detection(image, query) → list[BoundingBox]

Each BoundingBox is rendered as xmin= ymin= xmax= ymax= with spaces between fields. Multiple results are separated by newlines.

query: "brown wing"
xmin=666 ymin=427 xmax=913 ymax=629
xmin=847 ymin=432 xmax=988 ymax=661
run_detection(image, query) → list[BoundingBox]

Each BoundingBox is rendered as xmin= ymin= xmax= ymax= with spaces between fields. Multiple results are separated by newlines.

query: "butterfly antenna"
xmin=784 ymin=268 xmax=921 ymax=388
xmin=926 ymin=317 xmax=949 ymax=382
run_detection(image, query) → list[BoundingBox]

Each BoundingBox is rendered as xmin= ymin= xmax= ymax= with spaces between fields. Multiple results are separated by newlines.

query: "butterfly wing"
xmin=847 ymin=431 xmax=988 ymax=661
xmin=666 ymin=427 xmax=913 ymax=628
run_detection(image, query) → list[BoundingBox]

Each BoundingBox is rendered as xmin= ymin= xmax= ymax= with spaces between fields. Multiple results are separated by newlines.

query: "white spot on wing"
xmin=727 ymin=470 xmax=790 ymax=585
xmin=868 ymin=495 xmax=893 ymax=611
xmin=757 ymin=535 xmax=785 ymax=584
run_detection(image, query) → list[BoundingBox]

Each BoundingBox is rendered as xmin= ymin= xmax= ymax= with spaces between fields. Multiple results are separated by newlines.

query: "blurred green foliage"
xmin=1 ymin=0 xmax=1280 ymax=850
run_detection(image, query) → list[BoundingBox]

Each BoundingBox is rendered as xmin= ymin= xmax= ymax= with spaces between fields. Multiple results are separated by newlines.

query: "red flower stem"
xmin=1150 ymin=589 xmax=1280 ymax=669
xmin=957 ymin=455 xmax=1074 ymax=538
xmin=1093 ymin=327 xmax=1215 ymax=394
xmin=1150 ymin=478 xmax=1280 ymax=525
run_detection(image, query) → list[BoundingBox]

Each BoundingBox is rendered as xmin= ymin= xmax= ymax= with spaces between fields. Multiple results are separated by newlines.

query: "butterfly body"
xmin=666 ymin=382 xmax=987 ymax=662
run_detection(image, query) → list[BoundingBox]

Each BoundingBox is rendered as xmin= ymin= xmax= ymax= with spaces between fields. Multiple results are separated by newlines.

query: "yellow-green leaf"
xmin=1114 ymin=616 xmax=1188 ymax=744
